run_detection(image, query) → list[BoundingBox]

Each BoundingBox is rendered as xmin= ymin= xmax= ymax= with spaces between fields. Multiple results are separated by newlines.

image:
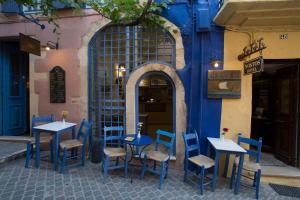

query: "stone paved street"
xmin=0 ymin=142 xmax=26 ymax=164
xmin=0 ymin=158 xmax=296 ymax=200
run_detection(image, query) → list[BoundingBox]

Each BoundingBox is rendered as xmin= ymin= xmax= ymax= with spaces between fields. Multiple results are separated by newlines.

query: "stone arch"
xmin=78 ymin=17 xmax=185 ymax=120
xmin=126 ymin=63 xmax=187 ymax=162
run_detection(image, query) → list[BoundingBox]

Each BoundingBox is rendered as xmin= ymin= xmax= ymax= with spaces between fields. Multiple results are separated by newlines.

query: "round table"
xmin=122 ymin=134 xmax=153 ymax=161
xmin=122 ymin=134 xmax=153 ymax=183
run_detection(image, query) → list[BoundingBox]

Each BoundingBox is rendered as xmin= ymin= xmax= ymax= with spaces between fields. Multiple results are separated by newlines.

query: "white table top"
xmin=207 ymin=137 xmax=246 ymax=153
xmin=33 ymin=121 xmax=76 ymax=132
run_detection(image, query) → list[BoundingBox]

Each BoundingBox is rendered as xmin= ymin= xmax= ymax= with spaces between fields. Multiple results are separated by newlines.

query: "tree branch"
xmin=115 ymin=0 xmax=153 ymax=26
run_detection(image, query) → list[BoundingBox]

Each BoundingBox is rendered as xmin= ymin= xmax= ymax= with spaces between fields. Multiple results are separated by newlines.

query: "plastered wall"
xmin=221 ymin=30 xmax=300 ymax=175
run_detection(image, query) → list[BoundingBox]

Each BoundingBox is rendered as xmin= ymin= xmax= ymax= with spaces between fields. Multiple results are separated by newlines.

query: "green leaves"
xmin=2 ymin=0 xmax=173 ymax=36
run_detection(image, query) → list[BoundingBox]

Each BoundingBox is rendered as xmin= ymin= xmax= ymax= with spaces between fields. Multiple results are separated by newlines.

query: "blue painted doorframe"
xmin=0 ymin=41 xmax=28 ymax=136
xmin=160 ymin=0 xmax=224 ymax=153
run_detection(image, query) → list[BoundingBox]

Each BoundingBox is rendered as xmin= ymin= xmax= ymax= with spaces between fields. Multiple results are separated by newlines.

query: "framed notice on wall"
xmin=207 ymin=70 xmax=241 ymax=99
xmin=50 ymin=66 xmax=66 ymax=103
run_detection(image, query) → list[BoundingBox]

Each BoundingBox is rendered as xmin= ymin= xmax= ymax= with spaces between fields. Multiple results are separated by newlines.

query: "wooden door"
xmin=274 ymin=65 xmax=299 ymax=166
xmin=0 ymin=43 xmax=3 ymax=135
xmin=1 ymin=42 xmax=28 ymax=136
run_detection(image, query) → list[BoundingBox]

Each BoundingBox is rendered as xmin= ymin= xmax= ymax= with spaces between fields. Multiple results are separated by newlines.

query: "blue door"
xmin=0 ymin=42 xmax=28 ymax=136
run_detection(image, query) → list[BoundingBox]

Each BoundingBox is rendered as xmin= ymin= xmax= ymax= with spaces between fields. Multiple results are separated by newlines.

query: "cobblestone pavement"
xmin=0 ymin=158 xmax=296 ymax=200
xmin=0 ymin=142 xmax=26 ymax=164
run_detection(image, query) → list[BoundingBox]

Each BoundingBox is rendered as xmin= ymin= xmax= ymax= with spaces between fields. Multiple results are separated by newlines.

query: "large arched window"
xmin=89 ymin=25 xmax=176 ymax=137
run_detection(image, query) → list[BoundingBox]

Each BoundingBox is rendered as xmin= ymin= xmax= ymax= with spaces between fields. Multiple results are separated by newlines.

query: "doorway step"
xmin=0 ymin=141 xmax=26 ymax=164
xmin=258 ymin=152 xmax=300 ymax=187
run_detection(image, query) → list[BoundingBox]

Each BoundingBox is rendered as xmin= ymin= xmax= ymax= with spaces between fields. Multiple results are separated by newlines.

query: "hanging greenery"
xmin=0 ymin=0 xmax=173 ymax=34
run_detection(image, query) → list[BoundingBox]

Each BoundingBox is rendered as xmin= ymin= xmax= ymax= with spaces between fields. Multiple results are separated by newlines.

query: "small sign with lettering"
xmin=208 ymin=70 xmax=241 ymax=99
xmin=244 ymin=56 xmax=264 ymax=75
xmin=50 ymin=66 xmax=66 ymax=103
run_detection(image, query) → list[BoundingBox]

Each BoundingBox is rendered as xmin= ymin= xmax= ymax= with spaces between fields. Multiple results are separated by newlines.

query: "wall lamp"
xmin=44 ymin=41 xmax=59 ymax=51
xmin=211 ymin=60 xmax=223 ymax=68
xmin=118 ymin=63 xmax=126 ymax=72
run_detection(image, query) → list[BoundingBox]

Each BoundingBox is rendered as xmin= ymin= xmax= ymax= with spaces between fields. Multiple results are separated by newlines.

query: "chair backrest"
xmin=182 ymin=129 xmax=200 ymax=159
xmin=103 ymin=126 xmax=124 ymax=148
xmin=237 ymin=133 xmax=263 ymax=163
xmin=155 ymin=129 xmax=175 ymax=156
xmin=76 ymin=119 xmax=92 ymax=145
xmin=32 ymin=114 xmax=55 ymax=135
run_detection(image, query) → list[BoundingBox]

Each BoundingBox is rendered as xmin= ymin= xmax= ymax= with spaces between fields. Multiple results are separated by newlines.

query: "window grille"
xmin=89 ymin=25 xmax=176 ymax=138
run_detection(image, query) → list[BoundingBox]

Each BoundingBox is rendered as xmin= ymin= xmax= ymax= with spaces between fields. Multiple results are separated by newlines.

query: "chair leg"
xmin=50 ymin=140 xmax=54 ymax=163
xmin=61 ymin=148 xmax=67 ymax=174
xmin=31 ymin=144 xmax=34 ymax=158
xmin=230 ymin=164 xmax=236 ymax=189
xmin=159 ymin=161 xmax=165 ymax=189
xmin=103 ymin=155 xmax=110 ymax=183
xmin=81 ymin=146 xmax=86 ymax=166
xmin=200 ymin=166 xmax=205 ymax=195
xmin=184 ymin=160 xmax=188 ymax=182
xmin=253 ymin=172 xmax=257 ymax=187
xmin=153 ymin=161 xmax=157 ymax=171
xmin=116 ymin=157 xmax=119 ymax=166
xmin=141 ymin=154 xmax=147 ymax=179
xmin=164 ymin=159 xmax=170 ymax=179
xmin=25 ymin=142 xmax=31 ymax=168
xmin=255 ymin=170 xmax=261 ymax=199
xmin=124 ymin=155 xmax=128 ymax=178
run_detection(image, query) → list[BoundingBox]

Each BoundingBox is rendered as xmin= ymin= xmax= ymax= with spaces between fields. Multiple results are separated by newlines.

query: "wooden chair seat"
xmin=60 ymin=139 xmax=83 ymax=149
xmin=146 ymin=150 xmax=169 ymax=162
xmin=104 ymin=147 xmax=126 ymax=157
xmin=235 ymin=157 xmax=261 ymax=172
xmin=188 ymin=155 xmax=215 ymax=169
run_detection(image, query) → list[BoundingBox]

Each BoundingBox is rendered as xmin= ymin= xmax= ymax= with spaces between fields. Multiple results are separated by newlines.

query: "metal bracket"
xmin=18 ymin=12 xmax=45 ymax=30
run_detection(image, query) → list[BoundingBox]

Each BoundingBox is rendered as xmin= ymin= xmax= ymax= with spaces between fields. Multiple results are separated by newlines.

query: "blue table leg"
xmin=54 ymin=132 xmax=59 ymax=170
xmin=212 ymin=150 xmax=220 ymax=192
xmin=35 ymin=131 xmax=40 ymax=168
xmin=72 ymin=126 xmax=76 ymax=139
xmin=223 ymin=153 xmax=230 ymax=178
xmin=234 ymin=153 xmax=244 ymax=194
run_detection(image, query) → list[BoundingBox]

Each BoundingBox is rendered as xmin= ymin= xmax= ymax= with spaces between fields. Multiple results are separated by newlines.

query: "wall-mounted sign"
xmin=19 ymin=33 xmax=41 ymax=56
xmin=208 ymin=70 xmax=241 ymax=99
xmin=50 ymin=66 xmax=66 ymax=103
xmin=238 ymin=38 xmax=266 ymax=61
xmin=244 ymin=56 xmax=264 ymax=75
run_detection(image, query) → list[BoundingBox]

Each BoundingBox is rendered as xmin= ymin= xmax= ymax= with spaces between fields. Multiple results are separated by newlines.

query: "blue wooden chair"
xmin=31 ymin=114 xmax=55 ymax=163
xmin=102 ymin=126 xmax=128 ymax=182
xmin=182 ymin=130 xmax=215 ymax=195
xmin=230 ymin=133 xmax=262 ymax=199
xmin=58 ymin=119 xmax=92 ymax=173
xmin=141 ymin=129 xmax=175 ymax=189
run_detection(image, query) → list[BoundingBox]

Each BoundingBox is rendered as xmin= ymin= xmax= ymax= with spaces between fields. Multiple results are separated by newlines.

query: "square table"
xmin=207 ymin=137 xmax=246 ymax=194
xmin=33 ymin=121 xmax=76 ymax=169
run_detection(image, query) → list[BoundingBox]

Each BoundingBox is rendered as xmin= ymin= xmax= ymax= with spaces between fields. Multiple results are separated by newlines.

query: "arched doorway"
xmin=137 ymin=72 xmax=174 ymax=145
xmin=126 ymin=63 xmax=186 ymax=160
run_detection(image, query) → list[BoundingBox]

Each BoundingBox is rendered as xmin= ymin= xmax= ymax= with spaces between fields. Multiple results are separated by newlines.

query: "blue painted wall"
xmin=160 ymin=0 xmax=224 ymax=153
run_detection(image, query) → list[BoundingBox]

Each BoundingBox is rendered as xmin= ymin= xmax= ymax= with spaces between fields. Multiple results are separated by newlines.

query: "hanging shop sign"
xmin=19 ymin=33 xmax=41 ymax=56
xmin=244 ymin=56 xmax=264 ymax=75
xmin=50 ymin=66 xmax=66 ymax=103
xmin=208 ymin=70 xmax=241 ymax=99
xmin=238 ymin=38 xmax=266 ymax=61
